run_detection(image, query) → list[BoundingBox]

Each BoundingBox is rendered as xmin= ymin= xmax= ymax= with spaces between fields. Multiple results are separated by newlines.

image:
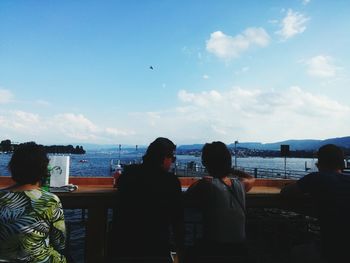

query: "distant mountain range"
xmin=77 ymin=136 xmax=350 ymax=152
xmin=177 ymin=136 xmax=350 ymax=151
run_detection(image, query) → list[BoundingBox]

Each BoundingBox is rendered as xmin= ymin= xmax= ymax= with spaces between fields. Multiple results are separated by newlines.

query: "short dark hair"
xmin=201 ymin=141 xmax=232 ymax=178
xmin=142 ymin=137 xmax=176 ymax=166
xmin=317 ymin=144 xmax=344 ymax=170
xmin=9 ymin=142 xmax=49 ymax=185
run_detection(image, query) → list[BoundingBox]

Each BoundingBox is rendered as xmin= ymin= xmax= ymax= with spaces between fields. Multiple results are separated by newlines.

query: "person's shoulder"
xmin=185 ymin=178 xmax=216 ymax=203
xmin=41 ymin=189 xmax=61 ymax=203
xmin=123 ymin=163 xmax=142 ymax=174
xmin=189 ymin=177 xmax=214 ymax=191
xmin=122 ymin=164 xmax=145 ymax=180
xmin=299 ymin=171 xmax=320 ymax=181
xmin=0 ymin=189 xmax=11 ymax=200
xmin=295 ymin=171 xmax=324 ymax=193
xmin=22 ymin=189 xmax=61 ymax=205
xmin=299 ymin=171 xmax=335 ymax=185
xmin=231 ymin=177 xmax=245 ymax=190
xmin=166 ymin=171 xmax=176 ymax=177
xmin=305 ymin=171 xmax=319 ymax=176
xmin=0 ymin=189 xmax=8 ymax=196
xmin=163 ymin=171 xmax=181 ymax=188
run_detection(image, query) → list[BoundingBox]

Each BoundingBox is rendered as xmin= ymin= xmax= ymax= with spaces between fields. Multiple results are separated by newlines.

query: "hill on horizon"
xmin=75 ymin=136 xmax=350 ymax=152
xmin=177 ymin=136 xmax=350 ymax=151
xmin=239 ymin=136 xmax=350 ymax=151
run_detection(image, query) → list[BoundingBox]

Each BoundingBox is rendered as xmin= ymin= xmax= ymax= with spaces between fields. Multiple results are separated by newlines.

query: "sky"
xmin=1 ymin=0 xmax=350 ymax=146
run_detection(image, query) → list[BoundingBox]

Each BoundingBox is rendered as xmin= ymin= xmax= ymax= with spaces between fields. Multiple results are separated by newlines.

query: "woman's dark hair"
xmin=9 ymin=142 xmax=49 ymax=185
xmin=317 ymin=144 xmax=345 ymax=170
xmin=201 ymin=141 xmax=232 ymax=178
xmin=142 ymin=137 xmax=176 ymax=167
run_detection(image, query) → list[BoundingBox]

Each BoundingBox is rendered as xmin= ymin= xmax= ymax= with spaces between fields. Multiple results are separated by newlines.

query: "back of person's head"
xmin=142 ymin=137 xmax=176 ymax=167
xmin=9 ymin=142 xmax=49 ymax=185
xmin=317 ymin=144 xmax=344 ymax=171
xmin=201 ymin=141 xmax=232 ymax=178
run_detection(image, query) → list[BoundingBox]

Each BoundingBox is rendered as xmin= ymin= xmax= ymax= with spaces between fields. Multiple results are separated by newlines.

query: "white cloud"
xmin=302 ymin=0 xmax=311 ymax=5
xmin=0 ymin=111 xmax=44 ymax=136
xmin=1 ymin=86 xmax=349 ymax=144
xmin=178 ymin=89 xmax=222 ymax=107
xmin=121 ymin=86 xmax=350 ymax=144
xmin=50 ymin=114 xmax=135 ymax=142
xmin=171 ymin=87 xmax=350 ymax=142
xmin=202 ymin=75 xmax=209 ymax=79
xmin=52 ymin=113 xmax=99 ymax=140
xmin=244 ymin=28 xmax=270 ymax=46
xmin=206 ymin=27 xmax=270 ymax=60
xmin=277 ymin=9 xmax=310 ymax=40
xmin=0 ymin=89 xmax=14 ymax=104
xmin=305 ymin=55 xmax=338 ymax=78
xmin=178 ymin=90 xmax=195 ymax=102
xmin=0 ymin=111 xmax=136 ymax=143
xmin=14 ymin=111 xmax=41 ymax=124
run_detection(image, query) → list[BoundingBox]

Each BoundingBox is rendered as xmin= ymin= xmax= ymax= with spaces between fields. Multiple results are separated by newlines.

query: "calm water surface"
xmin=0 ymin=151 xmax=317 ymax=177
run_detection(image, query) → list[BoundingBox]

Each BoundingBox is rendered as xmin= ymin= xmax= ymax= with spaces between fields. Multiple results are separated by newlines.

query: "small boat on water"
xmin=79 ymin=159 xmax=88 ymax=163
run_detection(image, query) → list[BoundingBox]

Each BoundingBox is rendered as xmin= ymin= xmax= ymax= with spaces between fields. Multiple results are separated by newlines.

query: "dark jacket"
xmin=298 ymin=171 xmax=350 ymax=262
xmin=113 ymin=163 xmax=183 ymax=257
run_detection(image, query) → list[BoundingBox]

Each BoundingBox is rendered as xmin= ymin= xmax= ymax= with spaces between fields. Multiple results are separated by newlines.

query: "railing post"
xmin=254 ymin=168 xmax=258 ymax=178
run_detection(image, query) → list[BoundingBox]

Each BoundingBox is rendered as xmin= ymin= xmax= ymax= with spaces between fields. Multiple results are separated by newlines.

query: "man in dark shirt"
xmin=113 ymin=137 xmax=184 ymax=263
xmin=281 ymin=144 xmax=350 ymax=263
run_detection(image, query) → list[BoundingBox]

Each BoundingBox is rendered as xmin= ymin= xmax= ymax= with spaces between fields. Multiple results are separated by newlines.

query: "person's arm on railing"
xmin=280 ymin=182 xmax=304 ymax=197
xmin=280 ymin=178 xmax=315 ymax=216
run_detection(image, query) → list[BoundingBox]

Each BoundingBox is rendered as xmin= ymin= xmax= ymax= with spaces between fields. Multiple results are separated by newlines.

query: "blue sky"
xmin=1 ymin=0 xmax=350 ymax=146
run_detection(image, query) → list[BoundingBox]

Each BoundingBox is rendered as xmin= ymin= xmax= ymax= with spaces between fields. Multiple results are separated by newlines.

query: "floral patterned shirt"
xmin=0 ymin=188 xmax=66 ymax=263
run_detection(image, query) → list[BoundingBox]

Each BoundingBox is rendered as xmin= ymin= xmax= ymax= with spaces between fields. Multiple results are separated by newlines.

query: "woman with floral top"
xmin=0 ymin=142 xmax=66 ymax=263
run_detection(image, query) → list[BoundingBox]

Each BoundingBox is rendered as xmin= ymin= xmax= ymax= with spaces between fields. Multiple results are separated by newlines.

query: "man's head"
xmin=317 ymin=144 xmax=345 ymax=172
xmin=201 ymin=141 xmax=232 ymax=178
xmin=142 ymin=137 xmax=176 ymax=170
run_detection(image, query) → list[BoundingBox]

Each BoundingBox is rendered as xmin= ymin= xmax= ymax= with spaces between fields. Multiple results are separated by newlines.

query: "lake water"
xmin=0 ymin=151 xmax=318 ymax=177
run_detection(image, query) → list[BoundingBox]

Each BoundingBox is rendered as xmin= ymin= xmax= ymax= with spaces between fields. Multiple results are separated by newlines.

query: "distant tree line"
xmin=44 ymin=145 xmax=86 ymax=154
xmin=0 ymin=139 xmax=12 ymax=152
xmin=0 ymin=139 xmax=86 ymax=154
